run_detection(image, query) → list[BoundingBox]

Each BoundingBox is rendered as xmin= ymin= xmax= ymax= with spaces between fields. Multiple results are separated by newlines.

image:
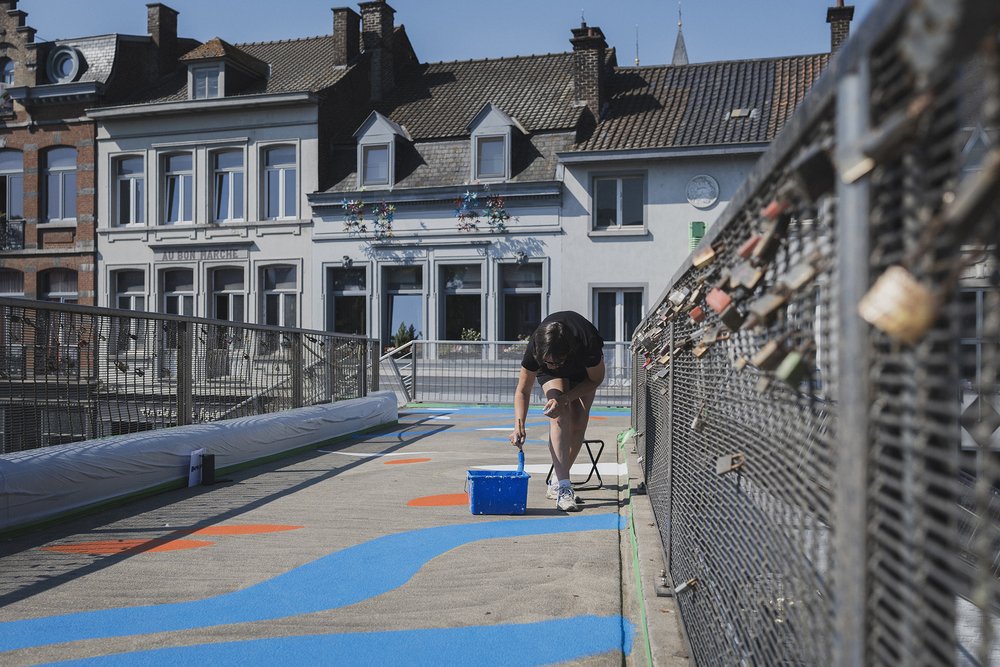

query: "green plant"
xmin=459 ymin=328 xmax=481 ymax=342
xmin=391 ymin=321 xmax=419 ymax=348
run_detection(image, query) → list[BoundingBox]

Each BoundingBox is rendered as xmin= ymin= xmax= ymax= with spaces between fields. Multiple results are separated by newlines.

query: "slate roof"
xmin=575 ymin=53 xmax=830 ymax=151
xmin=51 ymin=35 xmax=120 ymax=85
xmin=130 ymin=35 xmax=351 ymax=104
xmin=180 ymin=37 xmax=268 ymax=76
xmin=364 ymin=52 xmax=584 ymax=142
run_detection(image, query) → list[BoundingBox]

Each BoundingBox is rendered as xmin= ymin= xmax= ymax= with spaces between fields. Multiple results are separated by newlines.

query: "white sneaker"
xmin=547 ymin=483 xmax=577 ymax=500
xmin=556 ymin=485 xmax=580 ymax=512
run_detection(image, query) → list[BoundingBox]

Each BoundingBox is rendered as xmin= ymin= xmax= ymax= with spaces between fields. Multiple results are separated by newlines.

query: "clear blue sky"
xmin=25 ymin=1 xmax=876 ymax=66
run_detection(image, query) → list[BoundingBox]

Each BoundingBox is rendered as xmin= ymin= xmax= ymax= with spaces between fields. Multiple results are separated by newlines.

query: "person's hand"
xmin=509 ymin=422 xmax=526 ymax=448
xmin=543 ymin=394 xmax=568 ymax=419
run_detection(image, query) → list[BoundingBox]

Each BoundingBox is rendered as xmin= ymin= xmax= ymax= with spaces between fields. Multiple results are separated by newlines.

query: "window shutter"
xmin=689 ymin=221 xmax=706 ymax=250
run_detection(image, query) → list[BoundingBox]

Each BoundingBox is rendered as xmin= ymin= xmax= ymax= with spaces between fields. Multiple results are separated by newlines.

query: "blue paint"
xmin=0 ymin=514 xmax=625 ymax=652
xmin=61 ymin=615 xmax=635 ymax=666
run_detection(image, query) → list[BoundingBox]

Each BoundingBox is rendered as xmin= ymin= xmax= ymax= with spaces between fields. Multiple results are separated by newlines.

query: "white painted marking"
xmin=470 ymin=462 xmax=628 ymax=476
xmin=430 ymin=416 xmax=452 ymax=420
xmin=318 ymin=451 xmax=438 ymax=457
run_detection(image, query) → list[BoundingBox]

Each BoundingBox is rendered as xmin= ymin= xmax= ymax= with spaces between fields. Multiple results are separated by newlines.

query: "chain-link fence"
xmin=378 ymin=340 xmax=633 ymax=408
xmin=631 ymin=1 xmax=1000 ymax=664
xmin=0 ymin=297 xmax=379 ymax=454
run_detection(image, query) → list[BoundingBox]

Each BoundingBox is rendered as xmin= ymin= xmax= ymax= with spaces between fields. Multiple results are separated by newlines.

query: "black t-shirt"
xmin=521 ymin=311 xmax=604 ymax=381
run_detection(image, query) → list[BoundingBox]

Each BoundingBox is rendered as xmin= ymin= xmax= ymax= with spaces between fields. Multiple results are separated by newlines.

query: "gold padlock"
xmin=857 ymin=265 xmax=937 ymax=344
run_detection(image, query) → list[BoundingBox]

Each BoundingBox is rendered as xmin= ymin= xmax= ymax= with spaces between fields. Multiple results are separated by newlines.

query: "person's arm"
xmin=544 ymin=359 xmax=606 ymax=417
xmin=510 ymin=366 xmax=535 ymax=447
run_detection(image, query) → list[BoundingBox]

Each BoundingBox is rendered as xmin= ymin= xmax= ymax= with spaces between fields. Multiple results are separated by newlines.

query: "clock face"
xmin=686 ymin=174 xmax=720 ymax=210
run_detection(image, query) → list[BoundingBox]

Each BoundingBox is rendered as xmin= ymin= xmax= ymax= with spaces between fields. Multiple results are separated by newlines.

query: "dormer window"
xmin=192 ymin=66 xmax=222 ymax=99
xmin=468 ymin=103 xmax=523 ymax=183
xmin=354 ymin=111 xmax=409 ymax=190
xmin=475 ymin=136 xmax=506 ymax=180
xmin=362 ymin=144 xmax=390 ymax=186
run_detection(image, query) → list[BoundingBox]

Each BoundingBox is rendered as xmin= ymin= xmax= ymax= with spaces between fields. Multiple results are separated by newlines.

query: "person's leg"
xmin=542 ymin=379 xmax=597 ymax=482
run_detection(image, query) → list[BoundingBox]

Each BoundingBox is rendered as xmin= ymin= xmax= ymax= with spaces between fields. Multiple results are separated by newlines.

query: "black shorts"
xmin=536 ymin=373 xmax=585 ymax=389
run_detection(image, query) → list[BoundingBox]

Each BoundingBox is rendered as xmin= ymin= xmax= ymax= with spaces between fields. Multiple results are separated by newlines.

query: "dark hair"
xmin=533 ymin=321 xmax=574 ymax=367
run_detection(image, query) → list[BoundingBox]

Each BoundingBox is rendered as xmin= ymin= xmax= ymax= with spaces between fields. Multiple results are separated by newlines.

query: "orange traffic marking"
xmin=384 ymin=458 xmax=431 ymax=465
xmin=407 ymin=493 xmax=469 ymax=507
xmin=41 ymin=539 xmax=214 ymax=555
xmin=590 ymin=416 xmax=607 ymax=420
xmin=189 ymin=524 xmax=303 ymax=536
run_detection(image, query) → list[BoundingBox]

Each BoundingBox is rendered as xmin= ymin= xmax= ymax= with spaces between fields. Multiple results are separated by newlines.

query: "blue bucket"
xmin=468 ymin=450 xmax=529 ymax=515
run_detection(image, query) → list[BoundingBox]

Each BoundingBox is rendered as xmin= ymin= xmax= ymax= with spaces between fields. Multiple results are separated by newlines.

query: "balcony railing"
xmin=0 ymin=218 xmax=24 ymax=250
xmin=0 ymin=297 xmax=380 ymax=454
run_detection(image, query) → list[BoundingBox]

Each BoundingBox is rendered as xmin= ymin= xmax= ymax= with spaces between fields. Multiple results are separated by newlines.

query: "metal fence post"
xmin=291 ymin=332 xmax=303 ymax=408
xmin=833 ymin=61 xmax=872 ymax=667
xmin=176 ymin=321 xmax=192 ymax=426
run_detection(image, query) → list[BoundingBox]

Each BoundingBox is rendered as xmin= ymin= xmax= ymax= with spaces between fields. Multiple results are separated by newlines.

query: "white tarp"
xmin=0 ymin=392 xmax=397 ymax=532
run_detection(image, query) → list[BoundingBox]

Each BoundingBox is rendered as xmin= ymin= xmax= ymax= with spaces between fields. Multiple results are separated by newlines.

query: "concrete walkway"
xmin=0 ymin=405 xmax=689 ymax=666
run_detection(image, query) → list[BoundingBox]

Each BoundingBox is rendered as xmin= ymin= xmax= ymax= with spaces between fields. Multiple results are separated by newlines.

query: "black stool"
xmin=546 ymin=438 xmax=605 ymax=489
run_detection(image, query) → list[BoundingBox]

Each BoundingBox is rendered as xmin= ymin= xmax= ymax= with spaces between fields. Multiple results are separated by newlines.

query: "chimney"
xmin=826 ymin=1 xmax=855 ymax=54
xmin=571 ymin=22 xmax=608 ymax=121
xmin=332 ymin=7 xmax=361 ymax=66
xmin=359 ymin=0 xmax=395 ymax=101
xmin=147 ymin=3 xmax=179 ymax=77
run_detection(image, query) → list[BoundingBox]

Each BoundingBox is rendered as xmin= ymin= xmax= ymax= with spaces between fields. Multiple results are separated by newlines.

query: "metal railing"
xmin=378 ymin=340 xmax=633 ymax=407
xmin=630 ymin=1 xmax=1000 ymax=665
xmin=0 ymin=297 xmax=379 ymax=454
xmin=0 ymin=218 xmax=24 ymax=251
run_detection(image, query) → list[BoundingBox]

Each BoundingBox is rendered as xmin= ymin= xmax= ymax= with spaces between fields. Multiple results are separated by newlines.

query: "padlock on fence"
xmin=857 ymin=265 xmax=937 ymax=344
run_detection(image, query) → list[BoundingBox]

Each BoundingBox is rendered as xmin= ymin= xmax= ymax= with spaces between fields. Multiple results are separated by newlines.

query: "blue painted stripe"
xmin=60 ymin=615 xmax=634 ymax=666
xmin=0 ymin=514 xmax=624 ymax=652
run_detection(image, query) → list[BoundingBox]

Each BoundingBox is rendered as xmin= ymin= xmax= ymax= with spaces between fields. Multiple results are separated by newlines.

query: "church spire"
xmin=672 ymin=1 xmax=689 ymax=66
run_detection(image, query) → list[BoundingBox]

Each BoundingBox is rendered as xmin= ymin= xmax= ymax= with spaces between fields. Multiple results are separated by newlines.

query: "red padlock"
xmin=706 ymin=288 xmax=732 ymax=314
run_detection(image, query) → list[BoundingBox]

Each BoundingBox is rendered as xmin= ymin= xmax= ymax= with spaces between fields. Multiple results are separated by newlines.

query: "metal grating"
xmin=0 ymin=297 xmax=379 ymax=454
xmin=631 ymin=1 xmax=1000 ymax=664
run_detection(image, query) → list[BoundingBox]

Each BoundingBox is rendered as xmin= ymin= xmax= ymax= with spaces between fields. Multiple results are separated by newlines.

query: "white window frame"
xmin=161 ymin=268 xmax=195 ymax=317
xmin=262 ymin=145 xmax=297 ymax=220
xmin=592 ymin=287 xmax=645 ymax=343
xmin=114 ymin=155 xmax=145 ymax=227
xmin=162 ymin=152 xmax=194 ymax=225
xmin=43 ymin=147 xmax=77 ymax=224
xmin=360 ymin=142 xmax=392 ymax=188
xmin=438 ymin=262 xmax=486 ymax=341
xmin=591 ymin=173 xmax=647 ymax=231
xmin=498 ymin=260 xmax=546 ymax=342
xmin=211 ymin=149 xmax=245 ymax=223
xmin=190 ymin=65 xmax=223 ymax=100
xmin=112 ymin=269 xmax=147 ymax=354
xmin=381 ymin=263 xmax=426 ymax=349
xmin=259 ymin=264 xmax=298 ymax=328
xmin=473 ymin=133 xmax=509 ymax=182
xmin=325 ymin=262 xmax=369 ymax=335
xmin=0 ymin=148 xmax=24 ymax=222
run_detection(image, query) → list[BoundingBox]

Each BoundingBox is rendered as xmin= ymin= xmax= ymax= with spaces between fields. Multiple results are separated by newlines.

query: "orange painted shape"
xmin=41 ymin=538 xmax=214 ymax=555
xmin=383 ymin=458 xmax=431 ymax=465
xmin=190 ymin=524 xmax=303 ymax=536
xmin=408 ymin=493 xmax=470 ymax=507
xmin=590 ymin=416 xmax=608 ymax=420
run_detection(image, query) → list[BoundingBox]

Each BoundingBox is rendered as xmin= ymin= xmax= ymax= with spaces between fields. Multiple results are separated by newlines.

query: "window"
xmin=593 ymin=175 xmax=644 ymax=229
xmin=440 ymin=264 xmax=483 ymax=341
xmin=37 ymin=269 xmax=79 ymax=376
xmin=1 ymin=59 xmax=13 ymax=86
xmin=212 ymin=150 xmax=244 ymax=222
xmin=475 ymin=136 xmax=506 ymax=180
xmin=361 ymin=144 xmax=390 ymax=187
xmin=263 ymin=146 xmax=296 ymax=220
xmin=261 ymin=266 xmax=297 ymax=327
xmin=383 ymin=265 xmax=423 ymax=349
xmin=192 ymin=66 xmax=221 ymax=99
xmin=161 ymin=269 xmax=193 ymax=356
xmin=500 ymin=263 xmax=542 ymax=341
xmin=43 ymin=147 xmax=77 ymax=223
xmin=163 ymin=153 xmax=193 ymax=224
xmin=0 ymin=269 xmax=24 ymax=377
xmin=113 ymin=270 xmax=146 ymax=353
xmin=210 ymin=268 xmax=245 ymax=371
xmin=594 ymin=289 xmax=643 ymax=343
xmin=326 ymin=266 xmax=367 ymax=335
xmin=0 ymin=149 xmax=24 ymax=222
xmin=115 ymin=156 xmax=145 ymax=226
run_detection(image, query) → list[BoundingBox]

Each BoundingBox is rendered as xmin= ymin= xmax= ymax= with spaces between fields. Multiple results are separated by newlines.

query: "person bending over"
xmin=509 ymin=311 xmax=605 ymax=512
